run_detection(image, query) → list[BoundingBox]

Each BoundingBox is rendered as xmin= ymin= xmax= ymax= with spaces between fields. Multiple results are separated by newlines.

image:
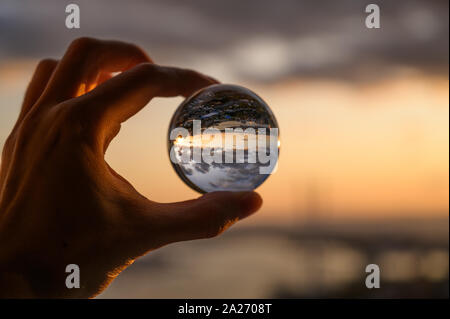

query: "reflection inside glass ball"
xmin=167 ymin=84 xmax=279 ymax=193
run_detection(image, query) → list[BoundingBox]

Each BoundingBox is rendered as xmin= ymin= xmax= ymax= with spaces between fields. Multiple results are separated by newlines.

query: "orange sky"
xmin=0 ymin=62 xmax=448 ymax=222
xmin=106 ymin=74 xmax=449 ymax=221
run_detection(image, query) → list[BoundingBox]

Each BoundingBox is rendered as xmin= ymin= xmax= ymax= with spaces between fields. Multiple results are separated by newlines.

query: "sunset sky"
xmin=0 ymin=0 xmax=448 ymax=223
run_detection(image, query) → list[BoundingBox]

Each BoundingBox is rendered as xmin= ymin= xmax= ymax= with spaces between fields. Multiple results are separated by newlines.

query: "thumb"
xmin=155 ymin=191 xmax=262 ymax=244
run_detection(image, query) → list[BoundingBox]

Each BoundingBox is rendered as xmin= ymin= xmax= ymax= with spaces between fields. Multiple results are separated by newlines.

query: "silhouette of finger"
xmin=19 ymin=59 xmax=58 ymax=122
xmin=152 ymin=191 xmax=262 ymax=244
xmin=78 ymin=63 xmax=217 ymax=151
xmin=39 ymin=37 xmax=151 ymax=105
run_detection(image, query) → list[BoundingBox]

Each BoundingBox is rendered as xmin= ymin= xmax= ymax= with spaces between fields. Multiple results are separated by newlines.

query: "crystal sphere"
xmin=167 ymin=84 xmax=279 ymax=193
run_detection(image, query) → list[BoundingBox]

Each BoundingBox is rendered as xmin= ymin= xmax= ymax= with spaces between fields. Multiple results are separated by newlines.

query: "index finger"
xmin=38 ymin=37 xmax=152 ymax=106
xmin=80 ymin=63 xmax=219 ymax=127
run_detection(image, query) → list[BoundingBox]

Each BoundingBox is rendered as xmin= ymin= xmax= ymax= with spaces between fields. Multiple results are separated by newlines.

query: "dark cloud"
xmin=0 ymin=0 xmax=448 ymax=82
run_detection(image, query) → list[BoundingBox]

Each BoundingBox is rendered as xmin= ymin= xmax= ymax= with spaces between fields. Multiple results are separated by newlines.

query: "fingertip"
xmin=159 ymin=191 xmax=263 ymax=242
xmin=202 ymin=191 xmax=263 ymax=220
xmin=234 ymin=191 xmax=263 ymax=219
xmin=36 ymin=58 xmax=58 ymax=71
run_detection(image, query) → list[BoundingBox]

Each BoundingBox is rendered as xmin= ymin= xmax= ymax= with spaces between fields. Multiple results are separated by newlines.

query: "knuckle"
xmin=68 ymin=37 xmax=98 ymax=52
xmin=135 ymin=62 xmax=157 ymax=75
xmin=44 ymin=104 xmax=90 ymax=140
xmin=61 ymin=104 xmax=93 ymax=133
xmin=7 ymin=104 xmax=95 ymax=156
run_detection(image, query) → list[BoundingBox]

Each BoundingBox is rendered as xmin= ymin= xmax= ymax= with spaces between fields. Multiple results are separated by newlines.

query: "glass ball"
xmin=167 ymin=84 xmax=279 ymax=193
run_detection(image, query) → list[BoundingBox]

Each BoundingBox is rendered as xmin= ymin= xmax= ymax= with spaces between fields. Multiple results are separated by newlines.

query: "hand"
xmin=0 ymin=38 xmax=262 ymax=298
